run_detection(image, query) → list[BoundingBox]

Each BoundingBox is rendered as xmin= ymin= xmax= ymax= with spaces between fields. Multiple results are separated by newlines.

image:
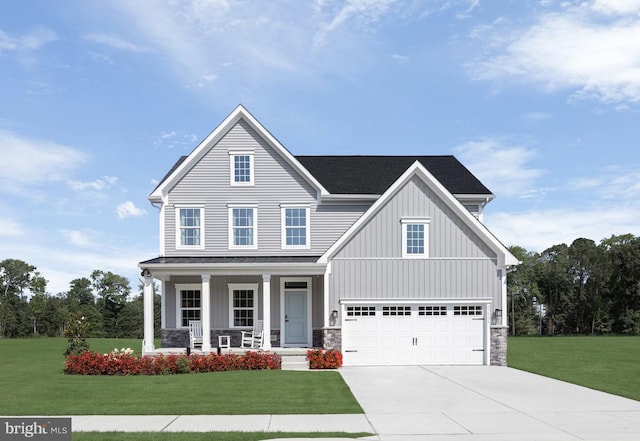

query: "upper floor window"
xmin=401 ymin=218 xmax=430 ymax=258
xmin=229 ymin=151 xmax=254 ymax=186
xmin=176 ymin=206 xmax=204 ymax=249
xmin=281 ymin=205 xmax=310 ymax=249
xmin=229 ymin=205 xmax=257 ymax=249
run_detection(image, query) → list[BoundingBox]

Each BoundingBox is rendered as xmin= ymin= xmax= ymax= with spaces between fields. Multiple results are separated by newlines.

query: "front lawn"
xmin=0 ymin=338 xmax=362 ymax=415
xmin=508 ymin=336 xmax=640 ymax=401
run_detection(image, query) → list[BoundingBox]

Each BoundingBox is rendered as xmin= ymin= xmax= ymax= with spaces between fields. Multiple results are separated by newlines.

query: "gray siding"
xmin=164 ymin=274 xmax=324 ymax=330
xmin=164 ymin=120 xmax=366 ymax=256
xmin=329 ymin=175 xmax=501 ymax=309
xmin=334 ymin=176 xmax=496 ymax=259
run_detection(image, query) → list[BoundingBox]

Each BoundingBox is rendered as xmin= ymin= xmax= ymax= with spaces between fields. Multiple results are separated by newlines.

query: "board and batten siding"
xmin=329 ymin=175 xmax=502 ymax=308
xmin=164 ymin=119 xmax=367 ymax=255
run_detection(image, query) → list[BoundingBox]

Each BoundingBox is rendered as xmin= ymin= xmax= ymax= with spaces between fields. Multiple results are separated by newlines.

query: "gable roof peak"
xmin=149 ymin=105 xmax=328 ymax=201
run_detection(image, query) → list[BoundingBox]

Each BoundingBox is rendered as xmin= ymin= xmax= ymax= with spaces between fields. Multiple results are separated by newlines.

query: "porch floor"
xmin=150 ymin=347 xmax=309 ymax=356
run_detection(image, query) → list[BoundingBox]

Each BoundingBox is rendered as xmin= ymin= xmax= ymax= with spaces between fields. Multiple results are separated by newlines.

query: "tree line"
xmin=2 ymin=232 xmax=640 ymax=338
xmin=0 ymin=259 xmax=159 ymax=339
xmin=508 ymin=234 xmax=640 ymax=335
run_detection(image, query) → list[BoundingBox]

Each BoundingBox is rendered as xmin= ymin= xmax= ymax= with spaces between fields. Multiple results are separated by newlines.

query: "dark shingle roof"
xmin=140 ymin=256 xmax=321 ymax=265
xmin=295 ymin=155 xmax=491 ymax=195
xmin=153 ymin=154 xmax=491 ymax=196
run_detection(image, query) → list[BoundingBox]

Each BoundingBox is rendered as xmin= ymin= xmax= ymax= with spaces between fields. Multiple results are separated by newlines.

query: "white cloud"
xmin=0 ymin=238 xmax=155 ymax=295
xmin=312 ymin=0 xmax=397 ymax=48
xmin=453 ymin=138 xmax=545 ymax=198
xmin=468 ymin=1 xmax=640 ymax=104
xmin=0 ymin=218 xmax=25 ymax=237
xmin=110 ymin=0 xmax=477 ymax=89
xmin=591 ymin=0 xmax=640 ymax=15
xmin=522 ymin=111 xmax=551 ymax=122
xmin=151 ymin=130 xmax=199 ymax=149
xmin=0 ymin=129 xmax=87 ymax=186
xmin=83 ymin=33 xmax=147 ymax=52
xmin=0 ymin=27 xmax=57 ymax=53
xmin=116 ymin=201 xmax=146 ymax=219
xmin=60 ymin=229 xmax=99 ymax=248
xmin=68 ymin=176 xmax=118 ymax=191
xmin=569 ymin=165 xmax=640 ymax=201
xmin=486 ymin=205 xmax=640 ymax=252
xmin=392 ymin=53 xmax=409 ymax=63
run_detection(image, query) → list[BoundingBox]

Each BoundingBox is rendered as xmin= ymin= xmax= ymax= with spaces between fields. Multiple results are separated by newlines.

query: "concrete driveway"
xmin=339 ymin=366 xmax=640 ymax=441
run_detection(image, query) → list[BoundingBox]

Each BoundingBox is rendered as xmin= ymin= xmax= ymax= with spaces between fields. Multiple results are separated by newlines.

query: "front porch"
xmin=139 ymin=256 xmax=336 ymax=356
xmin=160 ymin=327 xmax=325 ymax=351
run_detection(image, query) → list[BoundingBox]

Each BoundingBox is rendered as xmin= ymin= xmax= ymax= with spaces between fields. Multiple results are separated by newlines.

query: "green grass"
xmin=0 ymin=338 xmax=362 ymax=416
xmin=508 ymin=336 xmax=640 ymax=401
xmin=74 ymin=432 xmax=372 ymax=441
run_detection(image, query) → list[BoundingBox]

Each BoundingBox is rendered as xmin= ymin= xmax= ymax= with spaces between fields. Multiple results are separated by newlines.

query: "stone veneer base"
xmin=490 ymin=326 xmax=508 ymax=366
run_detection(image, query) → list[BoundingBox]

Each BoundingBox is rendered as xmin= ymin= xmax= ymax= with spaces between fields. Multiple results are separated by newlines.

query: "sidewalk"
xmin=69 ymin=414 xmax=375 ymax=435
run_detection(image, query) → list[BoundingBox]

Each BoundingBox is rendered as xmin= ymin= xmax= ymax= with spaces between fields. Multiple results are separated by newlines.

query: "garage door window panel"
xmin=382 ymin=306 xmax=411 ymax=316
xmin=347 ymin=306 xmax=376 ymax=317
xmin=454 ymin=305 xmax=483 ymax=316
xmin=419 ymin=306 xmax=447 ymax=316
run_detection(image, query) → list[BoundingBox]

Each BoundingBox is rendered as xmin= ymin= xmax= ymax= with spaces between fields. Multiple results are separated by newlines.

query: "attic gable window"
xmin=229 ymin=151 xmax=254 ymax=186
xmin=401 ymin=218 xmax=430 ymax=258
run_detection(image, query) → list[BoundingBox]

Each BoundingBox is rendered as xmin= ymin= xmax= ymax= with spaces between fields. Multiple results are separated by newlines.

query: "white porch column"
xmin=262 ymin=273 xmax=271 ymax=350
xmin=323 ymin=262 xmax=332 ymax=328
xmin=160 ymin=280 xmax=166 ymax=329
xmin=484 ymin=303 xmax=491 ymax=366
xmin=142 ymin=271 xmax=155 ymax=355
xmin=500 ymin=268 xmax=508 ymax=327
xmin=201 ymin=274 xmax=212 ymax=352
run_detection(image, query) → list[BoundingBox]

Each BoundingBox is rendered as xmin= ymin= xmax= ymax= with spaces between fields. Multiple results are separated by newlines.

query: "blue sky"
xmin=2 ymin=0 xmax=640 ymax=294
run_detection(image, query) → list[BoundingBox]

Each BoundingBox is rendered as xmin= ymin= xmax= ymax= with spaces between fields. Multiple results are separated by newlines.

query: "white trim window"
xmin=401 ymin=218 xmax=430 ymax=258
xmin=229 ymin=151 xmax=254 ymax=186
xmin=228 ymin=283 xmax=258 ymax=328
xmin=228 ymin=205 xmax=257 ymax=249
xmin=281 ymin=205 xmax=310 ymax=249
xmin=176 ymin=206 xmax=204 ymax=249
xmin=176 ymin=284 xmax=201 ymax=328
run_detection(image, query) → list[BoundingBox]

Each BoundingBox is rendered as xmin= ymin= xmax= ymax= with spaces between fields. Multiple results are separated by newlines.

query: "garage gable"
xmin=331 ymin=174 xmax=497 ymax=260
xmin=320 ymin=161 xmax=517 ymax=267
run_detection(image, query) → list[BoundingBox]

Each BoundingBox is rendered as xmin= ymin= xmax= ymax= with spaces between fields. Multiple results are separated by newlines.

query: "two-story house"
xmin=138 ymin=105 xmax=519 ymax=366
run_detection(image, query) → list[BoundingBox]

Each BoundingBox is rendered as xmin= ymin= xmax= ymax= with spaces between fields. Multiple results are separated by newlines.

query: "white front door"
xmin=281 ymin=278 xmax=311 ymax=347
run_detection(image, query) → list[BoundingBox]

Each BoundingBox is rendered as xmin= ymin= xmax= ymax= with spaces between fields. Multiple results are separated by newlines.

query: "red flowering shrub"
xmin=65 ymin=351 xmax=281 ymax=375
xmin=307 ymin=348 xmax=343 ymax=369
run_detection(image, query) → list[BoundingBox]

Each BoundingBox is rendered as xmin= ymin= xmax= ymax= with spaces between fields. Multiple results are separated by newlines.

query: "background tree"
xmin=0 ymin=259 xmax=47 ymax=337
xmin=604 ymin=235 xmax=640 ymax=334
xmin=536 ymin=244 xmax=572 ymax=335
xmin=65 ymin=277 xmax=103 ymax=337
xmin=507 ymin=246 xmax=540 ymax=335
xmin=91 ymin=270 xmax=131 ymax=338
xmin=566 ymin=238 xmax=609 ymax=334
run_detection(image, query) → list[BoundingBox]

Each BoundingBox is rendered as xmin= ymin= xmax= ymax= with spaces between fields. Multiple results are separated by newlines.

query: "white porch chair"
xmin=241 ymin=320 xmax=264 ymax=349
xmin=189 ymin=320 xmax=203 ymax=350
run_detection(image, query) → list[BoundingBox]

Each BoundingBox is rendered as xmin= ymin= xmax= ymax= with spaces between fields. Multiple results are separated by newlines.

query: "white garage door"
xmin=342 ymin=303 xmax=486 ymax=366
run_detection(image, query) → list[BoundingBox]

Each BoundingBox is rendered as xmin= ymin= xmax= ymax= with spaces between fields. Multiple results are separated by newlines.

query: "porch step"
xmin=279 ymin=353 xmax=309 ymax=370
